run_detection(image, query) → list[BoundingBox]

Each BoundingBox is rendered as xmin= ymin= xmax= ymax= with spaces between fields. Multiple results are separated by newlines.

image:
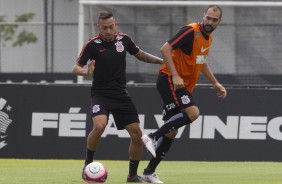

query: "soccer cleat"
xmin=81 ymin=165 xmax=86 ymax=181
xmin=142 ymin=172 xmax=164 ymax=183
xmin=127 ymin=175 xmax=146 ymax=183
xmin=141 ymin=134 xmax=156 ymax=158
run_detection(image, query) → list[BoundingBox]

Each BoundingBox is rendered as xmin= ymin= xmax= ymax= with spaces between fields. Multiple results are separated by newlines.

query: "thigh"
xmin=92 ymin=114 xmax=108 ymax=130
xmin=111 ymin=97 xmax=139 ymax=130
xmin=90 ymin=95 xmax=109 ymax=118
xmin=125 ymin=122 xmax=142 ymax=138
xmin=181 ymin=105 xmax=199 ymax=121
xmin=157 ymin=73 xmax=195 ymax=120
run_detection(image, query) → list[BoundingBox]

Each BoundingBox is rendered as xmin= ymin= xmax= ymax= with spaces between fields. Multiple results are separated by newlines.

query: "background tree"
xmin=0 ymin=13 xmax=37 ymax=71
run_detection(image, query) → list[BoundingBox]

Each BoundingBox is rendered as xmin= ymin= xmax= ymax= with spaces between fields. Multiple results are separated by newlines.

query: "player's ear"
xmin=96 ymin=23 xmax=101 ymax=31
xmin=202 ymin=13 xmax=206 ymax=22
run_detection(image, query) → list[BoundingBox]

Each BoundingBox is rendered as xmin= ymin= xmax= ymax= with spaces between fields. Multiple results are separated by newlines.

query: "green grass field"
xmin=1 ymin=159 xmax=282 ymax=184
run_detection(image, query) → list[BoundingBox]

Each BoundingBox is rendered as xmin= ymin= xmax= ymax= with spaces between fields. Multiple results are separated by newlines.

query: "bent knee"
xmin=132 ymin=132 xmax=143 ymax=145
xmin=133 ymin=129 xmax=143 ymax=139
xmin=126 ymin=124 xmax=143 ymax=141
xmin=184 ymin=106 xmax=200 ymax=122
xmin=93 ymin=122 xmax=107 ymax=132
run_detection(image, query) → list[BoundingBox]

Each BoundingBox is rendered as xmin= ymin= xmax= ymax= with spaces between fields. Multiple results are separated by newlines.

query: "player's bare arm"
xmin=72 ymin=60 xmax=95 ymax=76
xmin=134 ymin=50 xmax=163 ymax=64
xmin=160 ymin=42 xmax=184 ymax=90
xmin=201 ymin=62 xmax=227 ymax=99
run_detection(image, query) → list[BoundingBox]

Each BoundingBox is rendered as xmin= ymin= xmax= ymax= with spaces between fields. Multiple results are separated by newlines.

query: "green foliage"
xmin=15 ymin=13 xmax=35 ymax=22
xmin=12 ymin=30 xmax=37 ymax=47
xmin=0 ymin=12 xmax=37 ymax=47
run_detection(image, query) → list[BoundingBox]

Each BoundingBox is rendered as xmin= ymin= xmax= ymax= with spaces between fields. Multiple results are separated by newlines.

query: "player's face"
xmin=97 ymin=17 xmax=117 ymax=42
xmin=202 ymin=8 xmax=221 ymax=34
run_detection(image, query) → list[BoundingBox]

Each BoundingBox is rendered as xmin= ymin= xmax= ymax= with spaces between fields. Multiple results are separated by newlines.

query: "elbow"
xmin=160 ymin=42 xmax=171 ymax=55
xmin=160 ymin=45 xmax=165 ymax=54
xmin=71 ymin=66 xmax=76 ymax=74
xmin=72 ymin=64 xmax=79 ymax=75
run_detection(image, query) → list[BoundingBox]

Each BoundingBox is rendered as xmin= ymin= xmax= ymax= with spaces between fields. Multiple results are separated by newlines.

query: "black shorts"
xmin=157 ymin=72 xmax=195 ymax=121
xmin=90 ymin=94 xmax=139 ymax=130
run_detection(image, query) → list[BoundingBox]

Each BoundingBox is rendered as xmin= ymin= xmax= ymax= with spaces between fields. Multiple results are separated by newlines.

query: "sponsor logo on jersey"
xmin=165 ymin=103 xmax=176 ymax=110
xmin=196 ymin=55 xmax=208 ymax=64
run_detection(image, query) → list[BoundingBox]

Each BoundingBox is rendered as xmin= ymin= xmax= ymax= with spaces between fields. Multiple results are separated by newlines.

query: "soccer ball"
xmin=84 ymin=162 xmax=108 ymax=183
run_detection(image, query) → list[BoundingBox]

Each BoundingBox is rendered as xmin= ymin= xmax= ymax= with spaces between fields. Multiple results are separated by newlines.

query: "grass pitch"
xmin=1 ymin=159 xmax=282 ymax=184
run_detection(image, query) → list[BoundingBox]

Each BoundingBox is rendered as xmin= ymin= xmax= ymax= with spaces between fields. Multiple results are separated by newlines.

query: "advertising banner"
xmin=0 ymin=83 xmax=282 ymax=161
xmin=0 ymin=73 xmax=76 ymax=83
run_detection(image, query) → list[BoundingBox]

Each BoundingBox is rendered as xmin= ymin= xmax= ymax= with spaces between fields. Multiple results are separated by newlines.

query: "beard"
xmin=203 ymin=24 xmax=215 ymax=33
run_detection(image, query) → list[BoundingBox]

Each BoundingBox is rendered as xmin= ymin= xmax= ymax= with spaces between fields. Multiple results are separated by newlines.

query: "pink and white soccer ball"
xmin=84 ymin=162 xmax=108 ymax=183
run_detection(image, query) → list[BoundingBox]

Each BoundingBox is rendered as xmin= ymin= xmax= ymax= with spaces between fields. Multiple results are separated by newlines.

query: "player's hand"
xmin=214 ymin=83 xmax=227 ymax=99
xmin=87 ymin=60 xmax=95 ymax=75
xmin=172 ymin=74 xmax=184 ymax=90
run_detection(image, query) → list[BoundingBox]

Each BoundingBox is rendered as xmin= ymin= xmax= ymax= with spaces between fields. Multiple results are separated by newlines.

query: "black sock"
xmin=129 ymin=160 xmax=140 ymax=177
xmin=150 ymin=113 xmax=191 ymax=140
xmin=144 ymin=136 xmax=173 ymax=174
xmin=84 ymin=148 xmax=95 ymax=165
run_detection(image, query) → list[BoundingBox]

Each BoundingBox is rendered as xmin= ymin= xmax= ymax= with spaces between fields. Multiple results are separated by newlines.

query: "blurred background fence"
xmin=0 ymin=0 xmax=282 ymax=85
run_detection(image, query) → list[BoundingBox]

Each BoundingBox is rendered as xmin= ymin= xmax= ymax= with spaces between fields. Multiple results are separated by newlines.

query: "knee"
xmin=93 ymin=122 xmax=107 ymax=134
xmin=134 ymin=129 xmax=143 ymax=141
xmin=92 ymin=115 xmax=107 ymax=134
xmin=190 ymin=106 xmax=200 ymax=122
xmin=131 ymin=129 xmax=143 ymax=144
xmin=133 ymin=129 xmax=142 ymax=139
xmin=126 ymin=124 xmax=143 ymax=143
xmin=184 ymin=106 xmax=200 ymax=122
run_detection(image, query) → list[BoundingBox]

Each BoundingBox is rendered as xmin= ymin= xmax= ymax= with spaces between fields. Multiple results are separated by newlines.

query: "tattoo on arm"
xmin=137 ymin=50 xmax=163 ymax=64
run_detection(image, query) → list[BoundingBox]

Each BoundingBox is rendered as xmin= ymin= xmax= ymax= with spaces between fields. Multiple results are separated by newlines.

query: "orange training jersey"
xmin=159 ymin=22 xmax=212 ymax=93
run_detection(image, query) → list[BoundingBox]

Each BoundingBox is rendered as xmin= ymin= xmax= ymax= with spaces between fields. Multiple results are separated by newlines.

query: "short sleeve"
xmin=76 ymin=40 xmax=93 ymax=66
xmin=125 ymin=35 xmax=140 ymax=55
xmin=168 ymin=26 xmax=194 ymax=50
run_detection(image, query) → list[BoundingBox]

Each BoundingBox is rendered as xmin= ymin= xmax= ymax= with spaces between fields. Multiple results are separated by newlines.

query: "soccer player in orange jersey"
xmin=142 ymin=5 xmax=227 ymax=183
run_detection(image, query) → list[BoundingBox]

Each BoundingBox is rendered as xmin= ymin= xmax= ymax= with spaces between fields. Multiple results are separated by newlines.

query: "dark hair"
xmin=98 ymin=10 xmax=114 ymax=22
xmin=205 ymin=5 xmax=222 ymax=20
